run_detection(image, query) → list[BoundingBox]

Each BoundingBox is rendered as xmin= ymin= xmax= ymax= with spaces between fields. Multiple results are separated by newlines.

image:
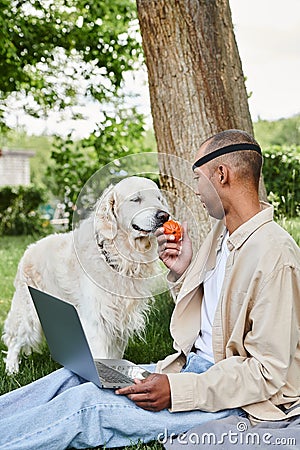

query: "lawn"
xmin=0 ymin=217 xmax=299 ymax=448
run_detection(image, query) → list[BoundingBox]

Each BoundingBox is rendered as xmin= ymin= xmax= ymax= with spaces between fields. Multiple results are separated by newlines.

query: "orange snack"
xmin=163 ymin=220 xmax=182 ymax=242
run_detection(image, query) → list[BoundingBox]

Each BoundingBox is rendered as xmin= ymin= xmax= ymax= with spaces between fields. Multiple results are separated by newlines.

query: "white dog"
xmin=2 ymin=176 xmax=170 ymax=374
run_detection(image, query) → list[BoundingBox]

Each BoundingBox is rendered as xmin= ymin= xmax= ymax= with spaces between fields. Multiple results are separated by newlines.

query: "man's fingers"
xmin=116 ymin=374 xmax=171 ymax=412
xmin=126 ymin=392 xmax=162 ymax=412
xmin=115 ymin=378 xmax=148 ymax=396
xmin=156 ymin=234 xmax=175 ymax=246
xmin=115 ymin=385 xmax=139 ymax=396
xmin=127 ymin=392 xmax=151 ymax=403
xmin=154 ymin=227 xmax=165 ymax=238
xmin=159 ymin=242 xmax=180 ymax=253
xmin=160 ymin=249 xmax=181 ymax=259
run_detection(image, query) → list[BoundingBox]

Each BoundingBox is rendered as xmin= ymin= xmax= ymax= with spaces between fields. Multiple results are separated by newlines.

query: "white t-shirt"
xmin=194 ymin=231 xmax=230 ymax=362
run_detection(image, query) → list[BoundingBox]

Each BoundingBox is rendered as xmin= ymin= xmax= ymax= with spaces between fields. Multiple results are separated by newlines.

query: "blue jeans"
xmin=0 ymin=353 xmax=245 ymax=449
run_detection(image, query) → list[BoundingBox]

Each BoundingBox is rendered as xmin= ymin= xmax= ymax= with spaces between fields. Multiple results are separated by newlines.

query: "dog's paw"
xmin=3 ymin=352 xmax=20 ymax=375
xmin=5 ymin=362 xmax=20 ymax=375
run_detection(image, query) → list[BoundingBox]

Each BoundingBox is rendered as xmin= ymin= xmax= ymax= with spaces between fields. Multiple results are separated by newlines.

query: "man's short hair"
xmin=201 ymin=129 xmax=263 ymax=187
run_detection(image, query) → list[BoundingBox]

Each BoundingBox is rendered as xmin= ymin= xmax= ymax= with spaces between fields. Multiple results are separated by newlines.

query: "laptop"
xmin=28 ymin=286 xmax=151 ymax=389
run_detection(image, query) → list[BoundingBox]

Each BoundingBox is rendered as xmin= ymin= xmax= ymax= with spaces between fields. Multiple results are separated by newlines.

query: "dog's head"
xmin=95 ymin=176 xmax=169 ymax=241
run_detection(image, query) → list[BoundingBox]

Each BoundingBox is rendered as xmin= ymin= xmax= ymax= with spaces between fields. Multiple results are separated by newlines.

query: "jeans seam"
xmin=0 ymin=403 xmax=140 ymax=449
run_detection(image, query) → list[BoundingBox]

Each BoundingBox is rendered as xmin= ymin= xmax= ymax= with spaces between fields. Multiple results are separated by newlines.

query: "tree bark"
xmin=136 ymin=0 xmax=266 ymax=245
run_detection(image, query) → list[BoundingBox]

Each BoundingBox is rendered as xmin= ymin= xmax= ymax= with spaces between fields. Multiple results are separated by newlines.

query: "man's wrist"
xmin=167 ymin=267 xmax=187 ymax=283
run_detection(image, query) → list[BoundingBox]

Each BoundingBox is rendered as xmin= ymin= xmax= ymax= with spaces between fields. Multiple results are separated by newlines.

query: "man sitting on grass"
xmin=0 ymin=129 xmax=299 ymax=450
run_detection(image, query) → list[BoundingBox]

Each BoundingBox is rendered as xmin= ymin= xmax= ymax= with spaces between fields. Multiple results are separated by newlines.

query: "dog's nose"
xmin=155 ymin=210 xmax=170 ymax=226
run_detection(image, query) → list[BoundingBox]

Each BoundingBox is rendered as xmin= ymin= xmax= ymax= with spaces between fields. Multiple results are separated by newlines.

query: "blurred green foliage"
xmin=0 ymin=0 xmax=142 ymax=128
xmin=46 ymin=108 xmax=158 ymax=225
xmin=262 ymin=145 xmax=300 ymax=218
xmin=0 ymin=185 xmax=52 ymax=235
xmin=254 ymin=114 xmax=300 ymax=147
xmin=255 ymin=115 xmax=300 ymax=218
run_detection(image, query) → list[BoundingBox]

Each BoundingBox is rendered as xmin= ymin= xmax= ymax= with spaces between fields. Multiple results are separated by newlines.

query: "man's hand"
xmin=155 ymin=221 xmax=193 ymax=281
xmin=115 ymin=373 xmax=171 ymax=412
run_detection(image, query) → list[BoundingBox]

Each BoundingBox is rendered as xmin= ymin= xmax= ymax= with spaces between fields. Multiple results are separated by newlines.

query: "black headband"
xmin=192 ymin=143 xmax=262 ymax=171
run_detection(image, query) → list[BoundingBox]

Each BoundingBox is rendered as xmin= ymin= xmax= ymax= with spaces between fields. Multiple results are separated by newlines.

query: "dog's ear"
xmin=94 ymin=185 xmax=117 ymax=240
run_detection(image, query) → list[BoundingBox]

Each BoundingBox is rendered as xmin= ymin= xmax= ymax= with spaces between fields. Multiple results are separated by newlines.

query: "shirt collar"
xmin=216 ymin=229 xmax=229 ymax=253
xmin=216 ymin=231 xmax=226 ymax=252
xmin=227 ymin=201 xmax=274 ymax=251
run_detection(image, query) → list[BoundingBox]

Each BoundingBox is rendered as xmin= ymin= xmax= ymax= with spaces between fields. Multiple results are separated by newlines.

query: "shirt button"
xmin=227 ymin=242 xmax=234 ymax=251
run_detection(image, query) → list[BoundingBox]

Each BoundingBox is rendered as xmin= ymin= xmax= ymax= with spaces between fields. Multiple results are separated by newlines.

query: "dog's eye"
xmin=130 ymin=197 xmax=141 ymax=203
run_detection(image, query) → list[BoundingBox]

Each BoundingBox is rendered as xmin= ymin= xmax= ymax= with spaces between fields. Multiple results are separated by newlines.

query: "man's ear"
xmin=217 ymin=165 xmax=228 ymax=185
xmin=94 ymin=185 xmax=117 ymax=239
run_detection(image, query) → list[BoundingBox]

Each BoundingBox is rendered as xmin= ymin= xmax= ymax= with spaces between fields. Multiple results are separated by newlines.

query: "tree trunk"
xmin=136 ymin=0 xmax=267 ymax=246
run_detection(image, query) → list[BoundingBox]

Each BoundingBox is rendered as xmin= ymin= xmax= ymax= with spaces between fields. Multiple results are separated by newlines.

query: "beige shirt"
xmin=156 ymin=203 xmax=300 ymax=422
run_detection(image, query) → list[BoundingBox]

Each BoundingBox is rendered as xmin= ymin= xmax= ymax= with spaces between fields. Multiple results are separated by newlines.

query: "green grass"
xmin=0 ymin=217 xmax=299 ymax=448
xmin=0 ymin=235 xmax=62 ymax=393
xmin=0 ymin=235 xmax=37 ymax=323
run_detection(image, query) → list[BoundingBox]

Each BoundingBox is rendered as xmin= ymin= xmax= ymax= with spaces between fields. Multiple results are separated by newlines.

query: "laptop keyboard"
xmin=95 ymin=361 xmax=133 ymax=384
